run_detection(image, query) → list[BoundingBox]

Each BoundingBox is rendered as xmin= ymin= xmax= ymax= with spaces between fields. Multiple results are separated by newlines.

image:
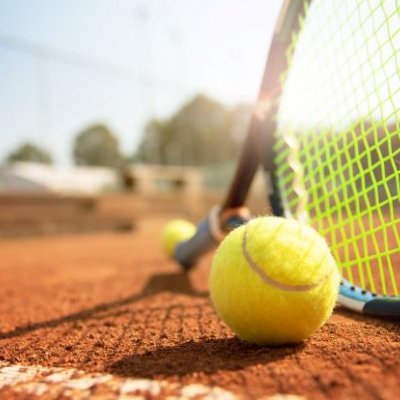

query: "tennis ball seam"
xmin=242 ymin=224 xmax=333 ymax=292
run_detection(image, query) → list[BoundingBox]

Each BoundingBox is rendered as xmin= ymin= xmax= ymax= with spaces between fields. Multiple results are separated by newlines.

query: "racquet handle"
xmin=174 ymin=207 xmax=250 ymax=270
xmin=174 ymin=215 xmax=217 ymax=270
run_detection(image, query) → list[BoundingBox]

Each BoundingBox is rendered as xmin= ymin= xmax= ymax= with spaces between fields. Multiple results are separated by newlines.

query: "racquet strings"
xmin=272 ymin=0 xmax=400 ymax=296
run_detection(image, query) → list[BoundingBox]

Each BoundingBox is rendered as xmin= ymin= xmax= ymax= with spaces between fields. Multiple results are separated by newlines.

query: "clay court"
xmin=1 ymin=0 xmax=400 ymax=397
xmin=1 ymin=217 xmax=399 ymax=400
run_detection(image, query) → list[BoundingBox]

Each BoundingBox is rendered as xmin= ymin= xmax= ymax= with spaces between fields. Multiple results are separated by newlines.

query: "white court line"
xmin=0 ymin=362 xmax=238 ymax=399
xmin=0 ymin=362 xmax=307 ymax=399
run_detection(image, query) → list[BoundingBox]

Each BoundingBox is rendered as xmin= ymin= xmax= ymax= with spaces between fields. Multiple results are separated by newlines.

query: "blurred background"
xmin=0 ymin=0 xmax=282 ymax=237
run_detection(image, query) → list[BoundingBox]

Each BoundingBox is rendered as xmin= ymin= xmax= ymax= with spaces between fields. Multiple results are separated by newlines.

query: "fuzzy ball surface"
xmin=162 ymin=219 xmax=196 ymax=257
xmin=209 ymin=216 xmax=340 ymax=344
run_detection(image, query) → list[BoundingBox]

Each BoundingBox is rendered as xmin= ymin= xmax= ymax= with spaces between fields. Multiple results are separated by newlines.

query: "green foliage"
xmin=73 ymin=124 xmax=123 ymax=168
xmin=6 ymin=142 xmax=53 ymax=165
xmin=136 ymin=94 xmax=252 ymax=166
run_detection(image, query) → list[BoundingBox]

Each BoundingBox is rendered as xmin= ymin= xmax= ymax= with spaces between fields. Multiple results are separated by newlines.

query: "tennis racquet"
xmin=173 ymin=0 xmax=400 ymax=319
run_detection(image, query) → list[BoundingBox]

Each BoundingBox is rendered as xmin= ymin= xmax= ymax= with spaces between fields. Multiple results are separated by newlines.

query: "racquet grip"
xmin=174 ymin=207 xmax=251 ymax=271
xmin=174 ymin=215 xmax=217 ymax=270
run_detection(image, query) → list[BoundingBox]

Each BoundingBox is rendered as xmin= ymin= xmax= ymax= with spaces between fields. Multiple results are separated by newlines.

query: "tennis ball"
xmin=162 ymin=219 xmax=196 ymax=257
xmin=209 ymin=216 xmax=340 ymax=345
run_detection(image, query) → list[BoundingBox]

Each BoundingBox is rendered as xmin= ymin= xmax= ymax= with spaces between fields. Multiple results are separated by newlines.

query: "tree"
xmin=135 ymin=94 xmax=251 ymax=166
xmin=73 ymin=124 xmax=122 ymax=167
xmin=230 ymin=103 xmax=253 ymax=143
xmin=135 ymin=119 xmax=166 ymax=164
xmin=6 ymin=142 xmax=53 ymax=164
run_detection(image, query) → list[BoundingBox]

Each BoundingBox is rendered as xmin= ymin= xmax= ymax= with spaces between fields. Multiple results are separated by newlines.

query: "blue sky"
xmin=0 ymin=0 xmax=282 ymax=164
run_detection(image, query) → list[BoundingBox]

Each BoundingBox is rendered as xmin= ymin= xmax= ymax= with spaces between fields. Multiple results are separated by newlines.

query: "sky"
xmin=0 ymin=0 xmax=282 ymax=164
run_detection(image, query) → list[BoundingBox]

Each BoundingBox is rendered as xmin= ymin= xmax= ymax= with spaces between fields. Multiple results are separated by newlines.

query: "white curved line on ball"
xmin=242 ymin=226 xmax=330 ymax=292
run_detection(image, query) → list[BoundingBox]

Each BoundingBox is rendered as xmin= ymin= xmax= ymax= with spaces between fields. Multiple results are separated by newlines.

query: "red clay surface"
xmin=1 ymin=218 xmax=400 ymax=399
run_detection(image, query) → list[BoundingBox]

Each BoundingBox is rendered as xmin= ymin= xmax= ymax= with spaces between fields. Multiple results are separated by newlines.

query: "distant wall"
xmin=0 ymin=165 xmax=269 ymax=238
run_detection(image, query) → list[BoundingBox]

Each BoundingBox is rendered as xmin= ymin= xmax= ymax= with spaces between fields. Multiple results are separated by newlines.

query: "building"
xmin=0 ymin=162 xmax=120 ymax=194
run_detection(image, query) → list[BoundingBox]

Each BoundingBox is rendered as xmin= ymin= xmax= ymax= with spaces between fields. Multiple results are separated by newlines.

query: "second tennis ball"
xmin=162 ymin=219 xmax=196 ymax=257
xmin=209 ymin=216 xmax=340 ymax=344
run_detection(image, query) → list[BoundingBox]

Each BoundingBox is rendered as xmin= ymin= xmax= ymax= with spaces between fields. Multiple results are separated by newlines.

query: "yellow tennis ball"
xmin=162 ymin=219 xmax=196 ymax=257
xmin=209 ymin=216 xmax=340 ymax=345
